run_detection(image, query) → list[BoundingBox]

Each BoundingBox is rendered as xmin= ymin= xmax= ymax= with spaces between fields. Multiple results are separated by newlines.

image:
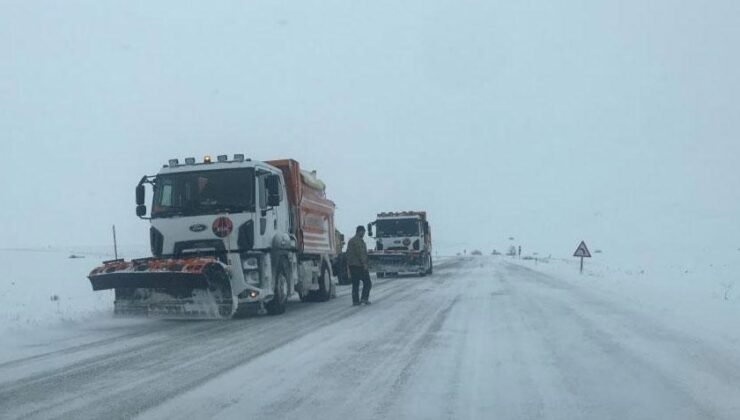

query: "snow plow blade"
xmin=88 ymin=257 xmax=235 ymax=319
xmin=368 ymin=252 xmax=425 ymax=274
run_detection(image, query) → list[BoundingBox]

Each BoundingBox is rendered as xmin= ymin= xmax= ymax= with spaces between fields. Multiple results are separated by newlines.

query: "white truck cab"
xmin=367 ymin=211 xmax=433 ymax=277
xmin=89 ymin=155 xmax=338 ymax=318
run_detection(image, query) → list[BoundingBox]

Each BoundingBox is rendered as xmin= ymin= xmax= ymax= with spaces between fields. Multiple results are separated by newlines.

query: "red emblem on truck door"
xmin=212 ymin=217 xmax=234 ymax=238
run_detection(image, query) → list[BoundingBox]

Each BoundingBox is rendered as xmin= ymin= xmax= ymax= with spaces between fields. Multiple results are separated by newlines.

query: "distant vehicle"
xmin=367 ymin=211 xmax=433 ymax=277
xmin=471 ymin=250 xmax=483 ymax=256
xmin=87 ymin=156 xmax=341 ymax=318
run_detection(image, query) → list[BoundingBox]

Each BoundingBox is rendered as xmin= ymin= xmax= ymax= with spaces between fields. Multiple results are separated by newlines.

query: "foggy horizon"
xmin=3 ymin=1 xmax=738 ymax=262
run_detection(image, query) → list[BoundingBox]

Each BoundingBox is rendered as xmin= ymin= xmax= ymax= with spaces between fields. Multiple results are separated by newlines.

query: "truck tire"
xmin=298 ymin=287 xmax=310 ymax=302
xmin=266 ymin=258 xmax=289 ymax=315
xmin=419 ymin=254 xmax=434 ymax=277
xmin=336 ymin=255 xmax=350 ymax=285
xmin=338 ymin=272 xmax=350 ymax=285
xmin=427 ymin=255 xmax=433 ymax=275
xmin=315 ymin=263 xmax=332 ymax=302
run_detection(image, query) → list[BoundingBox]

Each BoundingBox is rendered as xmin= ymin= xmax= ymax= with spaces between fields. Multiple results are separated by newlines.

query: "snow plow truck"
xmin=88 ymin=155 xmax=340 ymax=318
xmin=367 ymin=211 xmax=433 ymax=277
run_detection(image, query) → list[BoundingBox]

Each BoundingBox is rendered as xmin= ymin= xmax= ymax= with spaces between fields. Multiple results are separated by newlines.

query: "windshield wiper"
xmin=184 ymin=204 xmax=253 ymax=215
xmin=152 ymin=209 xmax=186 ymax=218
xmin=154 ymin=205 xmax=252 ymax=218
xmin=209 ymin=204 xmax=252 ymax=214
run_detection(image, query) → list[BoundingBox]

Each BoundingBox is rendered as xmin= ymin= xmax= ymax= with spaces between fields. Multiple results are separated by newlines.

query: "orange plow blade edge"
xmin=88 ymin=256 xmax=235 ymax=319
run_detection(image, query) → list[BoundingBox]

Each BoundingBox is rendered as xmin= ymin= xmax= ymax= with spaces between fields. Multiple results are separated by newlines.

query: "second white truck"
xmin=367 ymin=211 xmax=433 ymax=277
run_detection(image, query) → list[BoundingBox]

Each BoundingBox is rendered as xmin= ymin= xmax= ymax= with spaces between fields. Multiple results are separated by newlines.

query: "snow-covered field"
xmin=0 ymin=247 xmax=147 ymax=332
xmin=2 ymin=252 xmax=740 ymax=419
xmin=0 ymin=246 xmax=150 ymax=363
xmin=511 ymin=250 xmax=740 ymax=347
xmin=0 ymin=248 xmax=110 ymax=332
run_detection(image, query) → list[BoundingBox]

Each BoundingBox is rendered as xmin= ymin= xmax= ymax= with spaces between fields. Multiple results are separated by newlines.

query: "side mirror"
xmin=367 ymin=223 xmax=373 ymax=237
xmin=266 ymin=174 xmax=281 ymax=207
xmin=136 ymin=205 xmax=147 ymax=217
xmin=136 ymin=184 xmax=145 ymax=206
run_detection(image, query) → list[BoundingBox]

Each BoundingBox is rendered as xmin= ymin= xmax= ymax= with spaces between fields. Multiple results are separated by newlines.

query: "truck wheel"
xmin=298 ymin=287 xmax=310 ymax=302
xmin=338 ymin=272 xmax=349 ymax=285
xmin=315 ymin=264 xmax=332 ymax=302
xmin=336 ymin=258 xmax=348 ymax=285
xmin=427 ymin=256 xmax=433 ymax=275
xmin=335 ymin=254 xmax=347 ymax=285
xmin=266 ymin=258 xmax=289 ymax=315
xmin=330 ymin=269 xmax=337 ymax=298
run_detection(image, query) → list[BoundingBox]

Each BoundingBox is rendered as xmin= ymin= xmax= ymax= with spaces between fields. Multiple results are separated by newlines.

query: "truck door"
xmin=272 ymin=174 xmax=289 ymax=233
xmin=257 ymin=173 xmax=280 ymax=246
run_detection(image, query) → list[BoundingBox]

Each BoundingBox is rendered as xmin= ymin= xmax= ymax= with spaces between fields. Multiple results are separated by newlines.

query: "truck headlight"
xmin=245 ymin=270 xmax=260 ymax=285
xmin=242 ymin=257 xmax=259 ymax=270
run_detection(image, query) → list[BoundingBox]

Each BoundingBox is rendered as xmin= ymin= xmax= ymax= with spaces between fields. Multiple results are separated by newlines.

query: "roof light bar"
xmin=168 ymin=159 xmax=179 ymax=167
xmin=204 ymin=155 xmax=212 ymax=164
xmin=185 ymin=157 xmax=196 ymax=165
xmin=233 ymin=154 xmax=245 ymax=162
xmin=217 ymin=155 xmax=228 ymax=162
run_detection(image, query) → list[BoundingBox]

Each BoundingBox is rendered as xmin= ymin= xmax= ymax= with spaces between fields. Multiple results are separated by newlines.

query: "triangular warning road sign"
xmin=573 ymin=241 xmax=591 ymax=258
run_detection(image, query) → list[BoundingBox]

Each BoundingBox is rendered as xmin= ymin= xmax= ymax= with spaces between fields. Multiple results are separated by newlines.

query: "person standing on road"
xmin=346 ymin=225 xmax=371 ymax=306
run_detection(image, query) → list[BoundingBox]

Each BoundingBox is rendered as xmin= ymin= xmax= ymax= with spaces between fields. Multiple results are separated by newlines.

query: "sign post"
xmin=573 ymin=241 xmax=591 ymax=274
xmin=112 ymin=225 xmax=118 ymax=260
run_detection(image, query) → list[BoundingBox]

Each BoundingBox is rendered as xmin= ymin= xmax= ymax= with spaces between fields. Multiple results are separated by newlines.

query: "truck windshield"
xmin=151 ymin=168 xmax=255 ymax=218
xmin=375 ymin=219 xmax=419 ymax=237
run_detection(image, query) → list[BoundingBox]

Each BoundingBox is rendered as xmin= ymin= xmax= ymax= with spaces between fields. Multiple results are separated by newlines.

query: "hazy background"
xmin=2 ymin=0 xmax=738 ymax=263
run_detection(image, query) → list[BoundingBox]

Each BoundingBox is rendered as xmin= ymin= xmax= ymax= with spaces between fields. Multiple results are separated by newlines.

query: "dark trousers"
xmin=349 ymin=265 xmax=372 ymax=303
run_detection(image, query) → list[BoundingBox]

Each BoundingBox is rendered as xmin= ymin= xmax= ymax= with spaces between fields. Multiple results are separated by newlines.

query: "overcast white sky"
xmin=2 ymin=1 xmax=738 ymax=262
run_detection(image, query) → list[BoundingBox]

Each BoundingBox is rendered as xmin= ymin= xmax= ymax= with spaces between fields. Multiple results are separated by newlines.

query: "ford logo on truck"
xmin=189 ymin=224 xmax=207 ymax=232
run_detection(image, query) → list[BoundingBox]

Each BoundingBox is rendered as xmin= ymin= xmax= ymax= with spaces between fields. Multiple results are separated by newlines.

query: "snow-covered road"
xmin=2 ymin=256 xmax=740 ymax=419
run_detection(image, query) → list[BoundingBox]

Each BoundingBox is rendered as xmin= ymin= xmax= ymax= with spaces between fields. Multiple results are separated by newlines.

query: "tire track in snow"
xmin=0 ymin=259 xmax=466 ymax=420
xmin=373 ymin=293 xmax=461 ymax=418
xmin=0 ymin=279 xmax=411 ymax=419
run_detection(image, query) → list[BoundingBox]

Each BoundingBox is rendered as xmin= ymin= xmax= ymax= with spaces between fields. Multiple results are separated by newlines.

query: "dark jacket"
xmin=346 ymin=235 xmax=368 ymax=269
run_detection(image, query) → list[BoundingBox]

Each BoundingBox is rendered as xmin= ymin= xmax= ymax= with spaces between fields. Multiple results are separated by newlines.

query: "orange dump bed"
xmin=267 ymin=159 xmax=337 ymax=256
